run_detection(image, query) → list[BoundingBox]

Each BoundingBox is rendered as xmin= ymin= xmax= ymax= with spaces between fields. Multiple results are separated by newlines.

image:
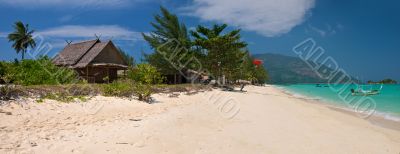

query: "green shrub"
xmin=126 ymin=64 xmax=164 ymax=102
xmin=127 ymin=64 xmax=164 ymax=84
xmin=20 ymin=84 xmax=98 ymax=103
xmin=0 ymin=73 xmax=21 ymax=100
xmin=132 ymin=82 xmax=153 ymax=102
xmin=41 ymin=92 xmax=87 ymax=103
xmin=3 ymin=56 xmax=78 ymax=86
xmin=0 ymin=62 xmax=13 ymax=84
xmin=101 ymin=80 xmax=134 ymax=97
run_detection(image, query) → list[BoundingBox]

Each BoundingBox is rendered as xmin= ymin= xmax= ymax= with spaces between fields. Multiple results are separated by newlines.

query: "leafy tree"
xmin=142 ymin=7 xmax=194 ymax=78
xmin=191 ymin=24 xmax=247 ymax=84
xmin=236 ymin=51 xmax=269 ymax=84
xmin=238 ymin=51 xmax=257 ymax=81
xmin=8 ymin=21 xmax=36 ymax=60
xmin=253 ymin=65 xmax=269 ymax=84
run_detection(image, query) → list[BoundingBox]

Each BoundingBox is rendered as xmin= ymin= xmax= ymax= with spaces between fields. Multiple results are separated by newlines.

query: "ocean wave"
xmin=280 ymin=89 xmax=321 ymax=101
xmin=374 ymin=112 xmax=400 ymax=122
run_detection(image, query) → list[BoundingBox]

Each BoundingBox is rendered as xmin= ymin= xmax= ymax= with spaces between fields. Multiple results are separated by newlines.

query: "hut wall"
xmin=75 ymin=67 xmax=118 ymax=83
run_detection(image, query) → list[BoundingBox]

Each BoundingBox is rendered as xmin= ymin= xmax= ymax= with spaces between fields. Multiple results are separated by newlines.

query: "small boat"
xmin=351 ymin=84 xmax=383 ymax=96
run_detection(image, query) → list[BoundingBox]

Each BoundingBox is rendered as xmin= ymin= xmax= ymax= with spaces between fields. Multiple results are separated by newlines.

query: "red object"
xmin=253 ymin=59 xmax=263 ymax=66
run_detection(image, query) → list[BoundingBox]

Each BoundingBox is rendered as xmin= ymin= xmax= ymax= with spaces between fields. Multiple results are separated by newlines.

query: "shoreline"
xmin=277 ymin=85 xmax=400 ymax=131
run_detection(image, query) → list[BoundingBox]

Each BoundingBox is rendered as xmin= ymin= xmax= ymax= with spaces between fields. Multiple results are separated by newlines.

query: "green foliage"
xmin=234 ymin=52 xmax=269 ymax=84
xmin=367 ymin=79 xmax=397 ymax=84
xmin=253 ymin=65 xmax=269 ymax=84
xmin=0 ymin=85 xmax=21 ymax=101
xmin=0 ymin=62 xmax=12 ymax=83
xmin=101 ymin=80 xmax=134 ymax=97
xmin=128 ymin=64 xmax=164 ymax=84
xmin=0 ymin=56 xmax=78 ymax=86
xmin=132 ymin=82 xmax=153 ymax=102
xmin=142 ymin=7 xmax=196 ymax=75
xmin=191 ymin=24 xmax=247 ymax=84
xmin=127 ymin=64 xmax=164 ymax=102
xmin=100 ymin=77 xmax=154 ymax=102
xmin=24 ymin=84 xmax=99 ymax=102
xmin=41 ymin=92 xmax=87 ymax=103
xmin=8 ymin=21 xmax=36 ymax=60
xmin=0 ymin=73 xmax=21 ymax=100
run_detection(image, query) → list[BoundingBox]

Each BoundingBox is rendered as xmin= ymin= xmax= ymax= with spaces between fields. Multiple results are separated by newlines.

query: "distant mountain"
xmin=253 ymin=53 xmax=344 ymax=84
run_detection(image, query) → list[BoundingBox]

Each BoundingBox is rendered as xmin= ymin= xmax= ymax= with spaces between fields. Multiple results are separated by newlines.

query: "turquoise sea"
xmin=278 ymin=84 xmax=400 ymax=121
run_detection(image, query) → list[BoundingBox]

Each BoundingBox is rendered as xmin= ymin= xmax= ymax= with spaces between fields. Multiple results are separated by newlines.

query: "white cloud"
xmin=184 ymin=0 xmax=315 ymax=37
xmin=38 ymin=25 xmax=141 ymax=41
xmin=0 ymin=0 xmax=142 ymax=9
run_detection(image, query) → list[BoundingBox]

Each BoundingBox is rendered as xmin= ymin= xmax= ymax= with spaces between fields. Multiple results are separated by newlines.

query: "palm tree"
xmin=142 ymin=6 xmax=191 ymax=50
xmin=142 ymin=7 xmax=193 ymax=83
xmin=8 ymin=21 xmax=36 ymax=60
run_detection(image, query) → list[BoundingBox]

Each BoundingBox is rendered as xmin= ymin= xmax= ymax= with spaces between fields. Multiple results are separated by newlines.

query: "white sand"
xmin=0 ymin=85 xmax=399 ymax=153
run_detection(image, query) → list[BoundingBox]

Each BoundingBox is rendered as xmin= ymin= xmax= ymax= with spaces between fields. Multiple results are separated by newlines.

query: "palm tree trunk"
xmin=21 ymin=50 xmax=25 ymax=60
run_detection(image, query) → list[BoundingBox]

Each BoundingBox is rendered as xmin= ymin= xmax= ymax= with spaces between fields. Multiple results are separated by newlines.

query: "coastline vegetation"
xmin=143 ymin=7 xmax=269 ymax=85
xmin=367 ymin=79 xmax=397 ymax=84
xmin=1 ymin=7 xmax=267 ymax=103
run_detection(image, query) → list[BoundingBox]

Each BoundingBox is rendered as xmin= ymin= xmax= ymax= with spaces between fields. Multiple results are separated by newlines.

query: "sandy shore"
xmin=1 ymin=85 xmax=399 ymax=153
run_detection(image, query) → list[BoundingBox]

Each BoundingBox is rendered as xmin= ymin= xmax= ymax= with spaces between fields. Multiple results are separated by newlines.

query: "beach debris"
xmin=0 ymin=110 xmax=12 ymax=115
xmin=129 ymin=118 xmax=142 ymax=122
xmin=185 ymin=91 xmax=198 ymax=95
xmin=116 ymin=142 xmax=129 ymax=145
xmin=168 ymin=93 xmax=180 ymax=98
xmin=30 ymin=142 xmax=38 ymax=147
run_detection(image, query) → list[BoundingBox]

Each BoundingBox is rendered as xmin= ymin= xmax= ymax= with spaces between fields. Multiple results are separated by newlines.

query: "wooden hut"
xmin=52 ymin=39 xmax=128 ymax=83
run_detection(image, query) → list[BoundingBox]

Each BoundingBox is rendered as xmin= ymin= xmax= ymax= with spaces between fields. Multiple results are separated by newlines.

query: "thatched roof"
xmin=53 ymin=39 xmax=127 ymax=68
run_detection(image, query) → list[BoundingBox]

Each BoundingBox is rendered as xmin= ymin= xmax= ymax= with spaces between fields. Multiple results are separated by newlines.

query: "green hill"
xmin=253 ymin=53 xmax=341 ymax=84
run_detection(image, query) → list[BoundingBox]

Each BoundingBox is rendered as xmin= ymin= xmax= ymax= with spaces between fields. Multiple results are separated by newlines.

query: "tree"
xmin=8 ymin=21 xmax=36 ymax=60
xmin=236 ymin=51 xmax=269 ymax=85
xmin=253 ymin=65 xmax=269 ymax=84
xmin=191 ymin=24 xmax=247 ymax=84
xmin=368 ymin=79 xmax=397 ymax=84
xmin=142 ymin=7 xmax=195 ymax=79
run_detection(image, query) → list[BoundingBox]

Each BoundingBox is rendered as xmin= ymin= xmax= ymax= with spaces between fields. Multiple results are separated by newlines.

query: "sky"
xmin=0 ymin=0 xmax=399 ymax=81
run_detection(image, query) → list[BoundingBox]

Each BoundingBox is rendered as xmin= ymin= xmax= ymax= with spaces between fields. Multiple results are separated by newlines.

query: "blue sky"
xmin=0 ymin=0 xmax=399 ymax=81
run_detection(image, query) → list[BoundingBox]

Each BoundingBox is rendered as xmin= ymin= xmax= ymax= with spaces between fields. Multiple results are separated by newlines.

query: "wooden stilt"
xmin=107 ymin=67 xmax=110 ymax=83
xmin=86 ymin=67 xmax=89 ymax=83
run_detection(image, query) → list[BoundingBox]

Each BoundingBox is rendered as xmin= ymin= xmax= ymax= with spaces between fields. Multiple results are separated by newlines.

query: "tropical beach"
xmin=1 ymin=85 xmax=400 ymax=153
xmin=1 ymin=0 xmax=400 ymax=153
